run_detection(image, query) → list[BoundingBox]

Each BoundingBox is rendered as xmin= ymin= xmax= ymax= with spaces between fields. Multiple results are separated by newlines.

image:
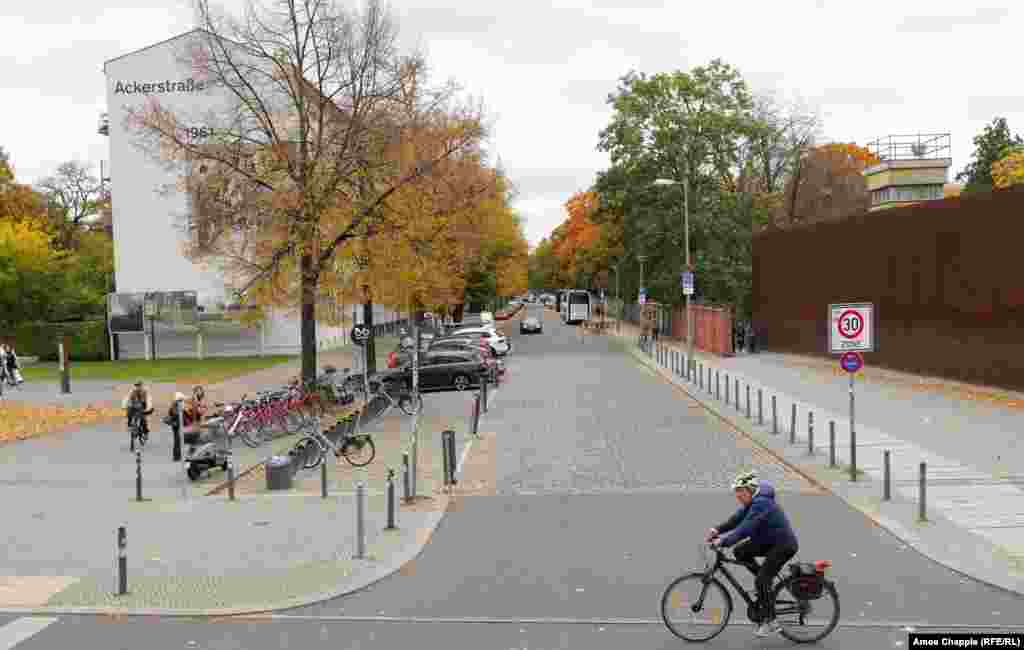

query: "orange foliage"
xmin=0 ymin=403 xmax=123 ymax=443
xmin=817 ymin=142 xmax=881 ymax=167
xmin=553 ymin=191 xmax=601 ymax=264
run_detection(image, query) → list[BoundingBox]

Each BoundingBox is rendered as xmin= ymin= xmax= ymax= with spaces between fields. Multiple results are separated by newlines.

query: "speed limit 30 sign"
xmin=829 ymin=302 xmax=874 ymax=353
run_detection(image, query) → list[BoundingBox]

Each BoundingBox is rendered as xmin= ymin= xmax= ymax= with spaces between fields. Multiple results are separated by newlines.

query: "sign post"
xmin=638 ymin=288 xmax=646 ymax=305
xmin=829 ymin=302 xmax=875 ymax=482
xmin=350 ymin=324 xmax=372 ymax=433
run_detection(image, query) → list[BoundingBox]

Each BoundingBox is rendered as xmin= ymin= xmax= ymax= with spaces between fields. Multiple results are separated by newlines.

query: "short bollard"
xmin=321 ymin=458 xmax=328 ymax=498
xmin=472 ymin=393 xmax=481 ymax=437
xmin=829 ymin=422 xmax=836 ymax=468
xmin=699 ymin=364 xmax=704 ymax=389
xmin=790 ymin=403 xmax=797 ymax=444
xmin=883 ymin=450 xmax=891 ymax=501
xmin=772 ymin=396 xmax=778 ymax=434
xmin=734 ymin=379 xmax=740 ymax=410
xmin=807 ymin=411 xmax=814 ymax=456
xmin=482 ymin=379 xmax=488 ymax=414
xmin=715 ymin=371 xmax=720 ymax=400
xmin=918 ymin=462 xmax=927 ymax=521
xmin=758 ymin=389 xmax=763 ymax=425
xmin=708 ymin=367 xmax=713 ymax=394
xmin=135 ymin=450 xmax=143 ymax=502
xmin=385 ymin=468 xmax=398 ymax=530
xmin=442 ymin=434 xmax=451 ymax=486
xmin=402 ymin=451 xmax=411 ymax=502
xmin=227 ymin=456 xmax=236 ymax=501
xmin=746 ymin=385 xmax=751 ymax=419
xmin=354 ymin=481 xmax=367 ymax=559
xmin=725 ymin=374 xmax=730 ymax=404
xmin=445 ymin=430 xmax=458 ymax=486
xmin=116 ymin=526 xmax=127 ymax=596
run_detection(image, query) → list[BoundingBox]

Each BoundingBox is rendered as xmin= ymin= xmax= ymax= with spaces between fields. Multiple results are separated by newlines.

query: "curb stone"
xmin=626 ymin=341 xmax=1024 ymax=598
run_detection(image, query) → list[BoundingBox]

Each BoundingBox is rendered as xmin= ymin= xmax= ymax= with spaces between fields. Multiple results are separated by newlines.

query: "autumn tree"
xmin=769 ymin=142 xmax=877 ymax=228
xmin=128 ymin=0 xmax=487 ymax=381
xmin=0 ymin=147 xmax=49 ymax=228
xmin=991 ymin=146 xmax=1024 ymax=189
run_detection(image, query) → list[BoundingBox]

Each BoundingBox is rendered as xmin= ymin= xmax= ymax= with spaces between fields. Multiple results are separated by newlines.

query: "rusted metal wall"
xmin=752 ymin=185 xmax=1024 ymax=390
xmin=672 ymin=303 xmax=734 ymax=356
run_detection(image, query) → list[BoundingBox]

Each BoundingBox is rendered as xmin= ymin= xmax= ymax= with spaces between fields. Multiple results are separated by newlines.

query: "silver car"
xmin=520 ymin=316 xmax=542 ymax=334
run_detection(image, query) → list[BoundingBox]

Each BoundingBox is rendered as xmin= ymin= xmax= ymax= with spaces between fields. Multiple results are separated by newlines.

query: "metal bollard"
xmin=135 ymin=450 xmax=143 ymax=502
xmin=445 ymin=430 xmax=458 ymax=486
xmin=482 ymin=379 xmax=488 ymax=414
xmin=734 ymin=379 xmax=740 ymax=410
xmin=116 ymin=526 xmax=128 ymax=596
xmin=918 ymin=462 xmax=927 ymax=521
xmin=321 ymin=457 xmax=328 ymax=498
xmin=758 ymin=389 xmax=763 ymax=425
xmin=807 ymin=411 xmax=814 ymax=455
xmin=472 ymin=393 xmax=481 ymax=437
xmin=402 ymin=451 xmax=411 ymax=502
xmin=354 ymin=481 xmax=366 ymax=559
xmin=442 ymin=434 xmax=451 ymax=486
xmin=385 ymin=468 xmax=398 ymax=530
xmin=715 ymin=371 xmax=720 ymax=400
xmin=746 ymin=385 xmax=751 ymax=419
xmin=227 ymin=456 xmax=236 ymax=501
xmin=772 ymin=395 xmax=778 ymax=434
xmin=725 ymin=374 xmax=730 ymax=404
xmin=790 ymin=403 xmax=797 ymax=444
xmin=829 ymin=422 xmax=836 ymax=468
xmin=699 ymin=363 xmax=704 ymax=389
xmin=883 ymin=450 xmax=891 ymax=501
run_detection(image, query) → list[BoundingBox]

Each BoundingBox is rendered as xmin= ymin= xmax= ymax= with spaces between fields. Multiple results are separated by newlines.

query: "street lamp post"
xmin=653 ymin=172 xmax=694 ymax=370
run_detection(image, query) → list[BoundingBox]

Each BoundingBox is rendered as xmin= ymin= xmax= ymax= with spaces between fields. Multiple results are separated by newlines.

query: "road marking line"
xmin=231 ymin=614 xmax=1024 ymax=630
xmin=0 ymin=617 xmax=58 ymax=648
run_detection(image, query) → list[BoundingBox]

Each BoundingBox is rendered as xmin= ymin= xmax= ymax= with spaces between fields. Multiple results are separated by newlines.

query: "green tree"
xmin=956 ymin=117 xmax=1023 ymax=193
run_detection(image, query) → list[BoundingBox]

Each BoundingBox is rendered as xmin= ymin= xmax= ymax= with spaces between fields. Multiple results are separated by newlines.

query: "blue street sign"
xmin=840 ymin=351 xmax=863 ymax=373
xmin=681 ymin=272 xmax=694 ymax=295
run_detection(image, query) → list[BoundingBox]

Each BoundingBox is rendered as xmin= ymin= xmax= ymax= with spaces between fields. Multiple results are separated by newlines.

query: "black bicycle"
xmin=127 ymin=406 xmax=148 ymax=452
xmin=660 ymin=542 xmax=840 ymax=643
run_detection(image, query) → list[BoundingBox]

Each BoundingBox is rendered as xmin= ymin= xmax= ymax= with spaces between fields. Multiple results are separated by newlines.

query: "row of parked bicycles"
xmin=177 ymin=366 xmax=423 ymax=480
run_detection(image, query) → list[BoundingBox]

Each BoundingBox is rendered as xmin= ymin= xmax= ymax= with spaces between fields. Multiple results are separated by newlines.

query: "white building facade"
xmin=102 ymin=30 xmax=393 ymax=357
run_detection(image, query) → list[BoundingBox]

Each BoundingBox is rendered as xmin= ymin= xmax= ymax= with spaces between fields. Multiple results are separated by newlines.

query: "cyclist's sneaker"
xmin=754 ymin=621 xmax=781 ymax=637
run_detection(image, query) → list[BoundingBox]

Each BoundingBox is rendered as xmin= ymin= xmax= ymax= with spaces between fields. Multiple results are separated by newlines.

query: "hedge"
xmin=9 ymin=320 xmax=109 ymax=361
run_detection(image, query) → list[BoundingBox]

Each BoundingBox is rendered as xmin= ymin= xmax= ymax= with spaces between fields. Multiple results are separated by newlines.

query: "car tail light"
xmin=387 ymin=352 xmax=398 ymax=368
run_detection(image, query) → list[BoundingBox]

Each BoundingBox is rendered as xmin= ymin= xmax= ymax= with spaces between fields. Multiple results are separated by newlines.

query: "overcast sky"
xmin=2 ymin=0 xmax=1021 ymax=247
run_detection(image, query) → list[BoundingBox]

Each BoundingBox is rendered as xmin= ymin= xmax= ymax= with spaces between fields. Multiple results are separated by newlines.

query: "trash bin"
xmin=265 ymin=455 xmax=293 ymax=491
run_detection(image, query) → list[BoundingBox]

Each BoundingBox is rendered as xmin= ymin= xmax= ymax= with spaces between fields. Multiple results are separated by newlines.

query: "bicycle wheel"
xmin=340 ymin=435 xmax=375 ymax=467
xmin=295 ymin=436 xmax=324 ymax=470
xmin=660 ymin=573 xmax=733 ymax=642
xmin=237 ymin=418 xmax=264 ymax=448
xmin=773 ymin=578 xmax=840 ymax=644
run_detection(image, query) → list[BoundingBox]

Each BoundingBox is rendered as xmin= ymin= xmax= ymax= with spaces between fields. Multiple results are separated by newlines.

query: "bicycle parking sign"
xmin=350 ymin=325 xmax=372 ymax=346
xmin=829 ymin=302 xmax=874 ymax=354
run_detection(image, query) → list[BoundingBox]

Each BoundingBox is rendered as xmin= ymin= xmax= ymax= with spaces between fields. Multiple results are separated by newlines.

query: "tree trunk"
xmin=453 ymin=303 xmax=465 ymax=323
xmin=363 ymin=298 xmax=376 ymax=375
xmin=300 ymin=253 xmax=318 ymax=383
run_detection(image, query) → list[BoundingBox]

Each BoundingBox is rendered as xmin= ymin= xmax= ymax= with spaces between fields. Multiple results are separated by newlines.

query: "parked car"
xmin=446 ymin=326 xmax=510 ymax=356
xmin=428 ymin=338 xmax=504 ymax=381
xmin=520 ymin=316 xmax=542 ymax=334
xmin=374 ymin=349 xmax=488 ymax=392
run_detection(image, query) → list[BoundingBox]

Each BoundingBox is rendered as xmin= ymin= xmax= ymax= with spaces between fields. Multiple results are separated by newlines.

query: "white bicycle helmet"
xmin=731 ymin=471 xmax=759 ymax=491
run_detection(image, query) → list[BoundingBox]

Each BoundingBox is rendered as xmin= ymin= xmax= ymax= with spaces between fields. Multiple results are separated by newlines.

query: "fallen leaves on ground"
xmin=0 ymin=402 xmax=123 ymax=443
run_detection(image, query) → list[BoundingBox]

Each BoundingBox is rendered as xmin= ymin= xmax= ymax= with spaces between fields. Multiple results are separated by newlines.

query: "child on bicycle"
xmin=122 ymin=380 xmax=154 ymax=436
xmin=707 ymin=471 xmax=799 ymax=637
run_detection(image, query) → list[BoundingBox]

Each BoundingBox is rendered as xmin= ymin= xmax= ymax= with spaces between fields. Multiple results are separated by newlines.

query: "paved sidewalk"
xmin=606 ymin=318 xmax=1024 ymax=596
xmin=0 ymin=334 xmax=497 ymax=614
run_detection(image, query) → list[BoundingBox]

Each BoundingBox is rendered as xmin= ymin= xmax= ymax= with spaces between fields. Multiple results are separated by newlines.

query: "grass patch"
xmin=20 ymin=355 xmax=296 ymax=385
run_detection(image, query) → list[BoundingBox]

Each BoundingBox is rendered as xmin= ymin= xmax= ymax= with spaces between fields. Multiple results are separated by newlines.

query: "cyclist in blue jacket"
xmin=707 ymin=471 xmax=799 ymax=637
